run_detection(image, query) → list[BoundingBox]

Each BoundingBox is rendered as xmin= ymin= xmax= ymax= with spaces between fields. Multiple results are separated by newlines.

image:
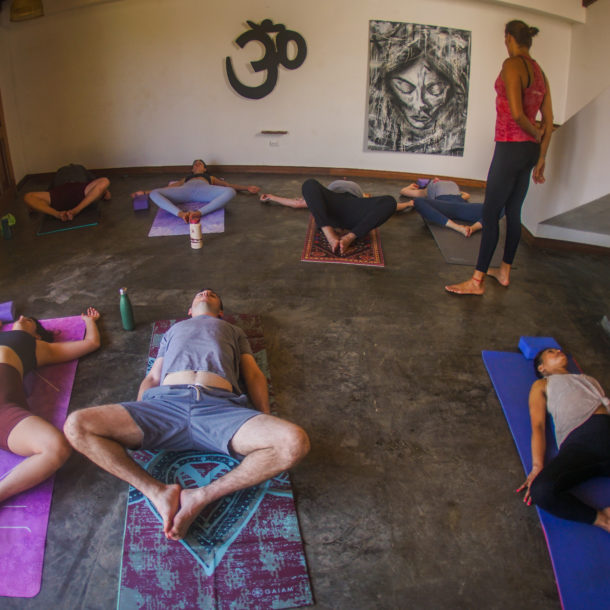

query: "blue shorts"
xmin=121 ymin=384 xmax=261 ymax=456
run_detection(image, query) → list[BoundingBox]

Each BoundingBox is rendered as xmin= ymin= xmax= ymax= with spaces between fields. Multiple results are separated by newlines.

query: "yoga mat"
xmin=118 ymin=315 xmax=313 ymax=610
xmin=482 ymin=348 xmax=610 ymax=610
xmin=301 ymin=215 xmax=384 ymax=267
xmin=37 ymin=203 xmax=100 ymax=236
xmin=425 ymin=216 xmax=507 ymax=266
xmin=0 ymin=316 xmax=85 ymax=598
xmin=147 ymin=204 xmax=224 ymax=237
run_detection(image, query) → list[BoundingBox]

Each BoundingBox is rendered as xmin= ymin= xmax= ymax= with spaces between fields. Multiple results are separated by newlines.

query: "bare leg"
xmin=487 ymin=261 xmax=511 ymax=286
xmin=68 ymin=178 xmax=111 ymax=218
xmin=23 ymin=191 xmax=67 ymax=221
xmin=64 ymin=404 xmax=181 ymax=537
xmin=169 ymin=414 xmax=310 ymax=540
xmin=445 ymin=269 xmax=485 ymax=295
xmin=260 ymin=194 xmax=307 ymax=209
xmin=0 ymin=416 xmax=71 ymax=504
xmin=594 ymin=507 xmax=610 ymax=534
xmin=339 ymin=231 xmax=357 ymax=255
xmin=321 ymin=226 xmax=340 ymax=253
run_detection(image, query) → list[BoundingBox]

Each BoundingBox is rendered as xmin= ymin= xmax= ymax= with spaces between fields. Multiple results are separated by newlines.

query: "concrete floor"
xmin=1 ymin=172 xmax=609 ymax=610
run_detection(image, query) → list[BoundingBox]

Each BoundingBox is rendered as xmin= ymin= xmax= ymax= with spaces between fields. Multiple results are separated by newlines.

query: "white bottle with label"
xmin=189 ymin=217 xmax=203 ymax=249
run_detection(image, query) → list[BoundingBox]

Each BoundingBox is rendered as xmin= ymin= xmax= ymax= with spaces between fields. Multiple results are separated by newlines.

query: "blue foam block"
xmin=416 ymin=178 xmax=430 ymax=188
xmin=518 ymin=336 xmax=562 ymax=359
xmin=0 ymin=301 xmax=15 ymax=322
xmin=482 ymin=348 xmax=610 ymax=610
xmin=133 ymin=194 xmax=149 ymax=211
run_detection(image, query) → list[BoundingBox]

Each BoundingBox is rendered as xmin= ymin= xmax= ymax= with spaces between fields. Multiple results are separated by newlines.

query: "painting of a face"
xmin=390 ymin=58 xmax=451 ymax=130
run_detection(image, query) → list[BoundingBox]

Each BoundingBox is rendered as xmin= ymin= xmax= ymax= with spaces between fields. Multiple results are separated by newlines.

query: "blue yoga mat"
xmin=482 ymin=349 xmax=610 ymax=610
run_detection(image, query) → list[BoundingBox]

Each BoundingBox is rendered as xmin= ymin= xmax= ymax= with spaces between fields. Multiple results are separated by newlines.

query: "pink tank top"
xmin=494 ymin=57 xmax=546 ymax=142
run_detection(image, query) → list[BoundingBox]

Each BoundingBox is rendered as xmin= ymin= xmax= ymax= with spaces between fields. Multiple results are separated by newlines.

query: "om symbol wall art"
xmin=367 ymin=21 xmax=471 ymax=156
xmin=226 ymin=19 xmax=307 ymax=100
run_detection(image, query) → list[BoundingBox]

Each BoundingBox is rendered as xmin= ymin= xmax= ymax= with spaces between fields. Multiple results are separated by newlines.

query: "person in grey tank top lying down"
xmin=64 ymin=289 xmax=310 ymax=541
xmin=517 ymin=347 xmax=610 ymax=532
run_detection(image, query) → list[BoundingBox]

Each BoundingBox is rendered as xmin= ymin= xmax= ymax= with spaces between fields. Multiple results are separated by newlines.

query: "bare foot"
xmin=130 ymin=190 xmax=146 ymax=198
xmin=396 ymin=200 xmax=414 ymax=212
xmin=168 ymin=487 xmax=210 ymax=540
xmin=339 ymin=232 xmax=356 ymax=255
xmin=148 ymin=483 xmax=182 ymax=538
xmin=593 ymin=507 xmax=610 ymax=534
xmin=445 ymin=277 xmax=485 ymax=295
xmin=453 ymin=224 xmax=470 ymax=237
xmin=322 ymin=227 xmax=340 ymax=254
xmin=487 ymin=268 xmax=510 ymax=286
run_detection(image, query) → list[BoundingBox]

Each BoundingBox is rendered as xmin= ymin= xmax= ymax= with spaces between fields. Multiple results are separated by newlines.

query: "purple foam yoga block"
xmin=0 ymin=301 xmax=15 ymax=322
xmin=416 ymin=178 xmax=431 ymax=188
xmin=518 ymin=336 xmax=562 ymax=360
xmin=133 ymin=194 xmax=149 ymax=211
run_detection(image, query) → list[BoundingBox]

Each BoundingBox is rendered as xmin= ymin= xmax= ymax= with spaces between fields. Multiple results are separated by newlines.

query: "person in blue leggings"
xmin=400 ymin=178 xmax=499 ymax=238
xmin=131 ymin=160 xmax=260 ymax=223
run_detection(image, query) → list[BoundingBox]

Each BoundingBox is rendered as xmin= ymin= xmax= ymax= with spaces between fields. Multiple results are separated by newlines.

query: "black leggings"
xmin=529 ymin=415 xmax=610 ymax=524
xmin=301 ymin=179 xmax=397 ymax=239
xmin=476 ymin=142 xmax=540 ymax=272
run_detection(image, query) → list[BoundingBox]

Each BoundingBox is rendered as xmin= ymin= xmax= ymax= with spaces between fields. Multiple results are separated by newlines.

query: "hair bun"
xmin=529 ymin=26 xmax=539 ymax=37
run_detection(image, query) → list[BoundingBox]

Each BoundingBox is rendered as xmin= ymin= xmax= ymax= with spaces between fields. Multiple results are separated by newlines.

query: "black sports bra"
xmin=184 ymin=172 xmax=212 ymax=184
xmin=0 ymin=330 xmax=37 ymax=374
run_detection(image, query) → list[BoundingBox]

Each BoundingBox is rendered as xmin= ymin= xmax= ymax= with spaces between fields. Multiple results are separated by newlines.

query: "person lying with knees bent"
xmin=64 ymin=289 xmax=309 ymax=540
xmin=399 ymin=178 xmax=496 ymax=238
xmin=0 ymin=309 xmax=101 ymax=505
xmin=131 ymin=159 xmax=260 ymax=224
xmin=517 ymin=348 xmax=610 ymax=532
xmin=24 ymin=179 xmax=111 ymax=222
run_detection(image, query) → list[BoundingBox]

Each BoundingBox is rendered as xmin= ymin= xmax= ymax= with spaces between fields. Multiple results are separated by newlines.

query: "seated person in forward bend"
xmin=24 ymin=178 xmax=111 ymax=222
xmin=301 ymin=178 xmax=400 ymax=255
xmin=0 ymin=309 xmax=101 ymax=505
xmin=131 ymin=159 xmax=261 ymax=223
xmin=517 ymin=348 xmax=610 ymax=533
xmin=400 ymin=178 xmax=498 ymax=238
xmin=64 ymin=289 xmax=310 ymax=541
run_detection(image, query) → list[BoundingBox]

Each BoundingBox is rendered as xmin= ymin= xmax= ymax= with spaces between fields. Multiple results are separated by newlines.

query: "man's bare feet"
xmin=178 ymin=210 xmax=202 ymax=224
xmin=168 ymin=487 xmax=211 ymax=540
xmin=445 ymin=276 xmax=485 ymax=295
xmin=487 ymin=267 xmax=510 ymax=286
xmin=339 ymin=232 xmax=357 ymax=255
xmin=593 ymin=507 xmax=610 ymax=534
xmin=148 ymin=483 xmax=182 ymax=538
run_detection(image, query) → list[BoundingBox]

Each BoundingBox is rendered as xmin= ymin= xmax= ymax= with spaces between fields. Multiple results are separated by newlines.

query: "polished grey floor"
xmin=1 ymin=172 xmax=609 ymax=609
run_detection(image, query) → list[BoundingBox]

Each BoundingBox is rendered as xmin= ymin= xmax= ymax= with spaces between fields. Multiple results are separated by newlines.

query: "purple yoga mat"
xmin=0 ymin=316 xmax=85 ymax=598
xmin=148 ymin=205 xmax=224 ymax=237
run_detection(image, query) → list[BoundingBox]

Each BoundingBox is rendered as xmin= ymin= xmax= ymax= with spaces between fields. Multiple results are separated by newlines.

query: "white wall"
xmin=565 ymin=0 xmax=610 ymax=119
xmin=521 ymin=85 xmax=610 ymax=246
xmin=0 ymin=0 xmax=572 ymax=182
xmin=479 ymin=0 xmax=585 ymax=23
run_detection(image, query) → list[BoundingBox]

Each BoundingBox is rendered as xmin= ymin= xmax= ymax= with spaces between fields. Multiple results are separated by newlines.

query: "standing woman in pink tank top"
xmin=446 ymin=20 xmax=554 ymax=295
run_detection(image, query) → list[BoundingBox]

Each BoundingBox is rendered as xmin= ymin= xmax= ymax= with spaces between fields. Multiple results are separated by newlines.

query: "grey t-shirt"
xmin=327 ymin=180 xmax=364 ymax=198
xmin=426 ymin=180 xmax=460 ymax=199
xmin=157 ymin=315 xmax=253 ymax=393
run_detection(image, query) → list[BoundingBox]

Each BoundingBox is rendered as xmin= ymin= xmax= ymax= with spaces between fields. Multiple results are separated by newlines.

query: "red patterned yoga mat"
xmin=117 ymin=315 xmax=313 ymax=610
xmin=300 ymin=215 xmax=385 ymax=267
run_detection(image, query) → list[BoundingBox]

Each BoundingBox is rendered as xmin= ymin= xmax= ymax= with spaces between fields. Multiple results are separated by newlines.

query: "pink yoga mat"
xmin=0 ymin=316 xmax=84 ymax=598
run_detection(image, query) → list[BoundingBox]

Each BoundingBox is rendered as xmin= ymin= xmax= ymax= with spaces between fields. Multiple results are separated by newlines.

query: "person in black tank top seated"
xmin=130 ymin=159 xmax=261 ymax=223
xmin=0 ymin=309 xmax=101 ymax=505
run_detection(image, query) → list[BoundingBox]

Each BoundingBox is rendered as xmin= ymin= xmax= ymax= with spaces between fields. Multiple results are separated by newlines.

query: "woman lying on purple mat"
xmin=517 ymin=347 xmax=610 ymax=532
xmin=131 ymin=159 xmax=260 ymax=224
xmin=0 ymin=308 xmax=101 ymax=505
